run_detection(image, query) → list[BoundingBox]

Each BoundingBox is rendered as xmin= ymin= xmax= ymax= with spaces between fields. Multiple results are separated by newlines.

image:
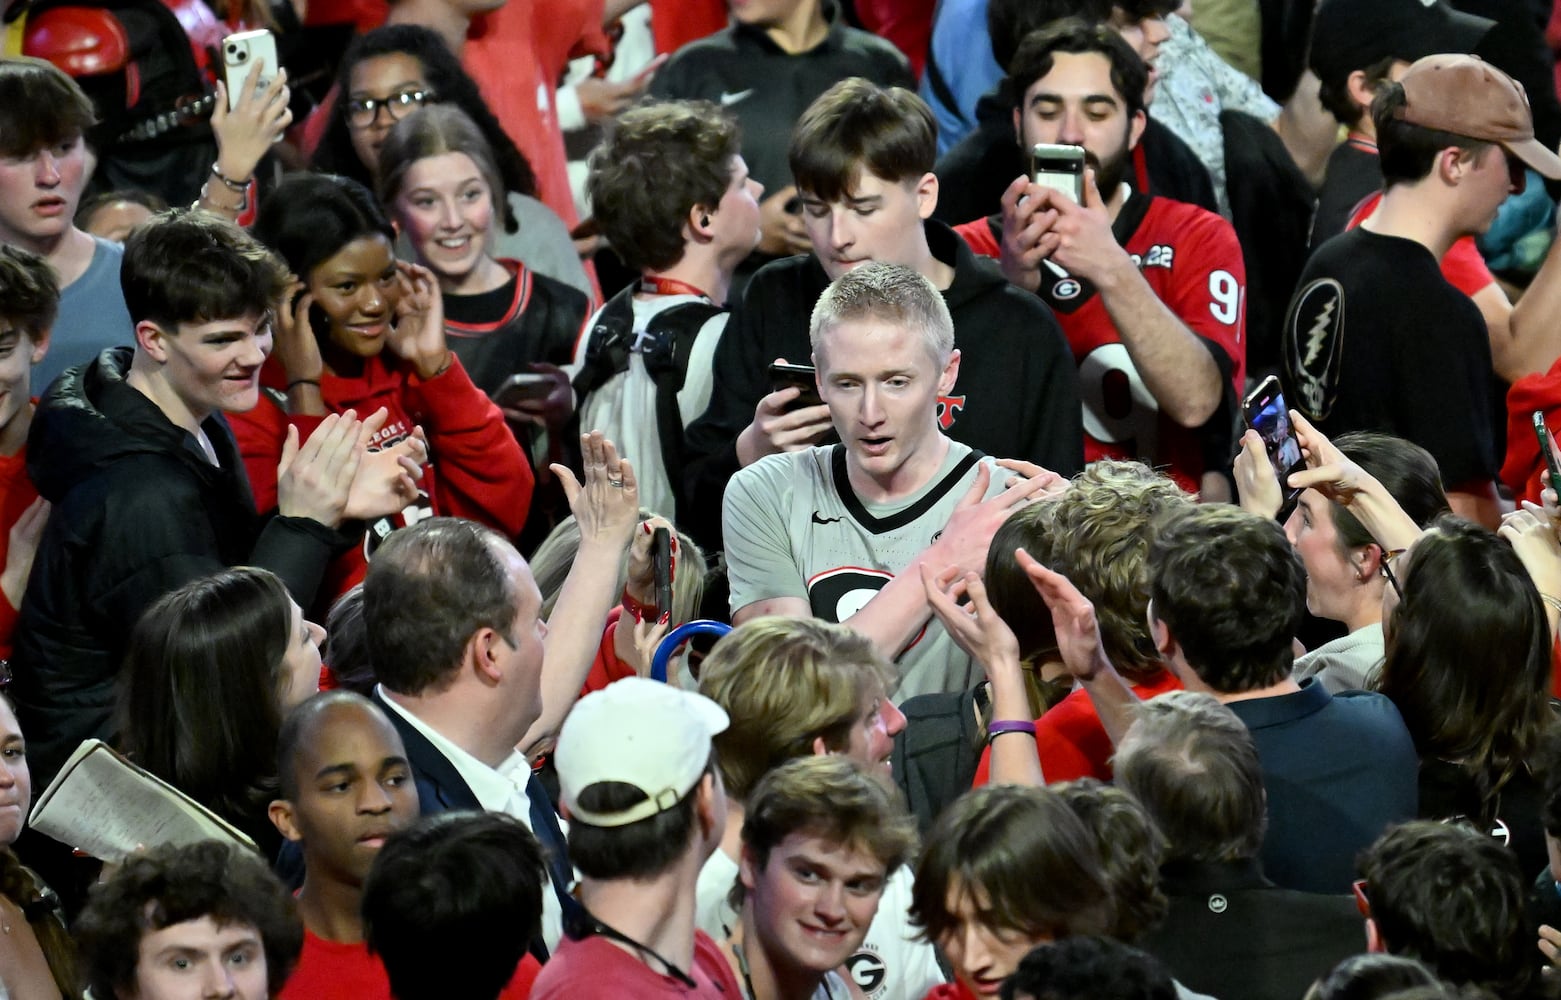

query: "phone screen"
xmin=1246 ymin=383 xmax=1303 ymax=482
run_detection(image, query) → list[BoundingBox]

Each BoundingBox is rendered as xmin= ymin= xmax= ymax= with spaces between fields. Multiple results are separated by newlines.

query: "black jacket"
xmin=681 ymin=220 xmax=1083 ymax=552
xmin=11 ymin=347 xmax=344 ymax=786
xmin=932 ymin=88 xmax=1219 ymax=227
xmin=1138 ymin=858 xmax=1364 ymax=1000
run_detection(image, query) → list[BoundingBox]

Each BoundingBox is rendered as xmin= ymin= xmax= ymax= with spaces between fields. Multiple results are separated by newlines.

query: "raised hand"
xmin=757 ymin=187 xmax=811 ymax=257
xmin=552 ymin=431 xmax=639 ymax=550
xmin=1032 ymin=167 xmax=1134 ymax=286
xmin=387 ymin=261 xmax=450 ymax=380
xmin=1016 ymin=548 xmax=1113 ymax=683
xmin=211 ymin=60 xmax=290 ymax=186
xmin=997 ymin=175 xmax=1060 ymax=293
xmin=927 ymin=464 xmax=1054 ymax=577
xmin=920 ymin=564 xmax=1021 ymax=677
xmin=1500 ymin=503 xmax=1561 ymax=608
xmin=993 ymin=457 xmax=1068 ymax=497
xmin=272 ymin=281 xmax=323 ymax=388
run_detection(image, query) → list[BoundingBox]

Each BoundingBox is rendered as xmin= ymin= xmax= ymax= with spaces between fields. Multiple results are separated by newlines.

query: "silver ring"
xmin=608 ymin=478 xmax=625 ymax=488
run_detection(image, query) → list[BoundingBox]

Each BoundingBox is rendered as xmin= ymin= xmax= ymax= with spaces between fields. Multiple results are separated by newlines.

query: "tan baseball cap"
xmin=1396 ymin=53 xmax=1561 ymax=180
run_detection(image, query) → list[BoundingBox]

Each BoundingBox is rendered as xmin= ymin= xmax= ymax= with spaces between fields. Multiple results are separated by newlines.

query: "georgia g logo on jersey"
xmin=808 ymin=568 xmax=893 ymax=622
xmin=1078 ymin=342 xmax=1159 ymax=457
xmin=1283 ymin=278 xmax=1345 ymax=420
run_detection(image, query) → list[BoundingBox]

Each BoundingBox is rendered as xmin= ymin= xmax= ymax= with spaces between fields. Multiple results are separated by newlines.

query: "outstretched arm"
xmin=520 ymin=433 xmax=639 ymax=752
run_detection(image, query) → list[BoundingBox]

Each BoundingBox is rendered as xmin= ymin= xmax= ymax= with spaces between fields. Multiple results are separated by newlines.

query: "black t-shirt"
xmin=648 ymin=3 xmax=914 ymax=199
xmin=1281 ymin=227 xmax=1498 ymax=486
xmin=1310 ymin=139 xmax=1381 ymax=253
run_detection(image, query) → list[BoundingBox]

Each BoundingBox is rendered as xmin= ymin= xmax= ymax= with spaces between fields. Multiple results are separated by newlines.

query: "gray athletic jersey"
xmin=724 ymin=442 xmax=1006 ymax=698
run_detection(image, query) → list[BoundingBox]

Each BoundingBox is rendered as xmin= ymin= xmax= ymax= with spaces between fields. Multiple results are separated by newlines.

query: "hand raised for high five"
xmin=1015 ymin=548 xmax=1114 ymax=683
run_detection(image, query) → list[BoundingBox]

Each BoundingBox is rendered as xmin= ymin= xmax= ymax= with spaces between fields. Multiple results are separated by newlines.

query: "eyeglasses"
xmin=1352 ymin=879 xmax=1371 ymax=920
xmin=345 ymin=89 xmax=435 ymax=129
xmin=1379 ymin=546 xmax=1406 ymax=599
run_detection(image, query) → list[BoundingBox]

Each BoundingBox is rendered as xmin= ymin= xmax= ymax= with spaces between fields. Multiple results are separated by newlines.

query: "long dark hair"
xmin=117 ymin=568 xmax=294 ymax=831
xmin=311 ymin=23 xmax=536 ymax=234
xmin=1377 ymin=516 xmax=1554 ymax=809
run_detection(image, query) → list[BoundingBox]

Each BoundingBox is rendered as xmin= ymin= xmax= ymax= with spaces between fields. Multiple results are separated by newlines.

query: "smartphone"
xmin=1030 ymin=143 xmax=1086 ymax=203
xmin=493 ymin=373 xmax=553 ymax=409
xmin=768 ymin=361 xmax=823 ymax=411
xmin=222 ymin=29 xmax=278 ymax=110
xmin=651 ymin=527 xmax=673 ymax=620
xmin=1533 ymin=411 xmax=1561 ymax=496
xmin=1242 ymin=375 xmax=1304 ymax=493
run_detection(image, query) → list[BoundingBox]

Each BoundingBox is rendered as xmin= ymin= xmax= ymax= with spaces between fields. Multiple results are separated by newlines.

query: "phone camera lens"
xmin=236 ymin=49 xmax=247 ymax=60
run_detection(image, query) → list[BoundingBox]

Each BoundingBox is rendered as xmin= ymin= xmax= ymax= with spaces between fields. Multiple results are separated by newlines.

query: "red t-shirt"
xmin=279 ymin=927 xmax=543 ymax=999
xmin=531 ymin=930 xmax=741 ymax=999
xmin=973 ymin=669 xmax=1183 ymax=786
xmin=1346 ymin=193 xmax=1496 ymax=298
xmin=955 ymin=195 xmax=1247 ymax=492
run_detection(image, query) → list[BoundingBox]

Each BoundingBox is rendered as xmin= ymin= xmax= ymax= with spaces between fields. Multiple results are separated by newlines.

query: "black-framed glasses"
xmin=1380 ymin=546 xmax=1406 ymax=599
xmin=346 ymin=89 xmax=434 ymax=129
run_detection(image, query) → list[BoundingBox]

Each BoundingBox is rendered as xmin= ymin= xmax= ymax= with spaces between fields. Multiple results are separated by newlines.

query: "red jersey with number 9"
xmin=956 ymin=193 xmax=1246 ymax=492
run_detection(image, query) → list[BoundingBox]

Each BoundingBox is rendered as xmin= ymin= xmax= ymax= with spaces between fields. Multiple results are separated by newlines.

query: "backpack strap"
xmin=647 ymin=301 xmax=723 ymax=520
xmin=570 ymin=283 xmax=638 ymax=400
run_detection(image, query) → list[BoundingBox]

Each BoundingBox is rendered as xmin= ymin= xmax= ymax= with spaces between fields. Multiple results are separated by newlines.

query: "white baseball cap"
xmin=555 ymin=678 xmax=730 ymax=828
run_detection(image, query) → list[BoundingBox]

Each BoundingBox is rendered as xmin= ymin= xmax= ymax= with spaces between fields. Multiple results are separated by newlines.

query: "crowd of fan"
xmin=3 ymin=0 xmax=1561 ymax=996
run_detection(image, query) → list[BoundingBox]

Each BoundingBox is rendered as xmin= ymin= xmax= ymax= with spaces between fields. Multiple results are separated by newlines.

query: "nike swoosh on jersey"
xmin=719 ymin=89 xmax=754 ymax=107
xmin=811 ymin=511 xmax=843 ymax=525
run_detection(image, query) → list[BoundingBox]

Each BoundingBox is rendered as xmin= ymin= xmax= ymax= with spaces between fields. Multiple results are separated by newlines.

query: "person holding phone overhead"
xmin=954 ymin=19 xmax=1247 ymax=497
xmin=1283 ymin=54 xmax=1561 ymax=529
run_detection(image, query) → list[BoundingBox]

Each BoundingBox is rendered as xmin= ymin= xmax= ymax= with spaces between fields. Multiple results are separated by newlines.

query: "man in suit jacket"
xmin=1117 ymin=691 xmax=1365 ymax=1000
xmin=362 ymin=499 xmax=637 ymax=957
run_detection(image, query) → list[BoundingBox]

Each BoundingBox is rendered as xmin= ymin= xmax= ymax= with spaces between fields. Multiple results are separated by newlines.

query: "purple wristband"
xmin=987 ymin=719 xmax=1038 ymax=739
